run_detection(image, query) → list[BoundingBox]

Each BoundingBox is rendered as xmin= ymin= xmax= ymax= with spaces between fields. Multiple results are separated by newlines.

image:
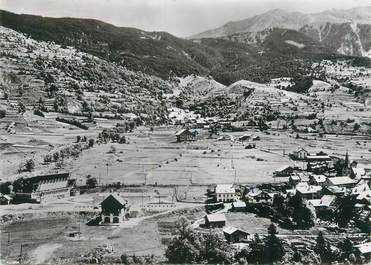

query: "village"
xmin=0 ymin=123 xmax=370 ymax=264
xmin=0 ymin=8 xmax=371 ymax=265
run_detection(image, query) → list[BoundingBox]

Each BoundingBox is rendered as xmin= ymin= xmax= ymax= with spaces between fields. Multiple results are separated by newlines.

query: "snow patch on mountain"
xmin=285 ymin=40 xmax=305 ymax=48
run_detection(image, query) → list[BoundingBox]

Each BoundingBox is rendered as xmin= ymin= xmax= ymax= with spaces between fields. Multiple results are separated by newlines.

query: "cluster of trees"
xmin=166 ymin=218 xmax=365 ymax=265
xmin=56 ymin=117 xmax=89 ymax=130
xmin=12 ymin=177 xmax=35 ymax=193
xmin=97 ymin=128 xmax=127 ymax=144
xmin=166 ymin=218 xmax=234 ymax=264
xmin=236 ymin=224 xmax=285 ymax=264
xmin=166 ymin=219 xmax=285 ymax=264
xmin=246 ymin=193 xmax=315 ymax=230
xmin=314 ymin=232 xmax=364 ymax=264
xmin=0 ymin=109 xmax=6 ymax=118
xmin=286 ymin=75 xmax=313 ymax=94
xmin=43 ymin=142 xmax=92 ymax=164
xmin=18 ymin=158 xmax=35 ymax=173
xmin=76 ymin=135 xmax=95 ymax=147
xmin=189 ymin=95 xmax=238 ymax=119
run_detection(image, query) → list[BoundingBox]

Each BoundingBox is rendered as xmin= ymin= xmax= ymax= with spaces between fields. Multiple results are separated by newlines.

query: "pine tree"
xmin=264 ymin=223 xmax=285 ymax=263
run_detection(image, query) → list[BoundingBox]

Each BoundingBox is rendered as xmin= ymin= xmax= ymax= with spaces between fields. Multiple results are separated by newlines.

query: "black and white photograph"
xmin=0 ymin=0 xmax=370 ymax=264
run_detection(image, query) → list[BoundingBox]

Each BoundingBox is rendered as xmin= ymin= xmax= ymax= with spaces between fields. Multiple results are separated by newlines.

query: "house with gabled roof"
xmin=175 ymin=128 xmax=195 ymax=142
xmin=205 ymin=213 xmax=226 ymax=228
xmin=350 ymin=167 xmax=369 ymax=181
xmin=296 ymin=183 xmax=322 ymax=199
xmin=100 ymin=194 xmax=130 ymax=224
xmin=291 ymin=148 xmax=309 ymax=160
xmin=326 ymin=176 xmax=356 ymax=188
xmin=309 ymin=174 xmax=327 ymax=186
xmin=223 ymin=226 xmax=251 ymax=243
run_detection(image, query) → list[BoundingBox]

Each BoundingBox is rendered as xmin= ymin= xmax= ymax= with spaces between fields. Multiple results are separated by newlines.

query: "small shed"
xmin=231 ymin=201 xmax=247 ymax=211
xmin=205 ymin=213 xmax=226 ymax=228
xmin=223 ymin=226 xmax=250 ymax=243
xmin=175 ymin=129 xmax=195 ymax=142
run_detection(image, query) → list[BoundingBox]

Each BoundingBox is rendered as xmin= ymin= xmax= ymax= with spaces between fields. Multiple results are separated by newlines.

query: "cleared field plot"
xmin=62 ymin=128 xmax=293 ymax=186
xmin=0 ymin=204 xmax=206 ymax=264
xmin=2 ymin=124 xmax=371 ymax=185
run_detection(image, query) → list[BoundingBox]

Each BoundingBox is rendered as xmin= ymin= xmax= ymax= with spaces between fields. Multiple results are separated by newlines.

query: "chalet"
xmin=296 ymin=183 xmax=322 ymax=199
xmin=246 ymin=188 xmax=274 ymax=204
xmin=205 ymin=213 xmax=226 ymax=228
xmin=289 ymin=174 xmax=301 ymax=187
xmin=352 ymin=183 xmax=370 ymax=196
xmin=309 ymin=174 xmax=327 ymax=186
xmin=292 ymin=148 xmax=309 ymax=160
xmin=223 ymin=226 xmax=251 ymax=243
xmin=352 ymin=184 xmax=371 ymax=205
xmin=306 ymin=153 xmax=331 ymax=162
xmin=175 ymin=129 xmax=195 ymax=142
xmin=307 ymin=195 xmax=336 ymax=209
xmin=13 ymin=173 xmax=72 ymax=203
xmin=354 ymin=242 xmax=371 ymax=259
xmin=273 ymin=165 xmax=295 ymax=178
xmin=215 ymin=184 xmax=237 ymax=202
xmin=350 ymin=167 xmax=368 ymax=180
xmin=254 ymin=191 xmax=275 ymax=204
xmin=231 ymin=200 xmax=247 ymax=211
xmin=0 ymin=193 xmax=11 ymax=205
xmin=323 ymin=186 xmax=347 ymax=196
xmin=307 ymin=161 xmax=335 ymax=176
xmin=100 ymin=194 xmax=129 ymax=224
xmin=326 ymin=176 xmax=356 ymax=188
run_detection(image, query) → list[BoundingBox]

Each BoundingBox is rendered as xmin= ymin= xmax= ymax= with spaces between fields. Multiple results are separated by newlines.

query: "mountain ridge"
xmin=1 ymin=9 xmax=369 ymax=86
xmin=192 ymin=6 xmax=371 ymax=38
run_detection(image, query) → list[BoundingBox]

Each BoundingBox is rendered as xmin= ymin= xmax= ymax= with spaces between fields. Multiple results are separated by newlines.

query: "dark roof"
xmin=26 ymin=172 xmax=70 ymax=184
xmin=101 ymin=194 xmax=127 ymax=208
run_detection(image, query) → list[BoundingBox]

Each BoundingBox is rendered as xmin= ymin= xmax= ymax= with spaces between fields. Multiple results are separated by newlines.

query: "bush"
xmin=33 ymin=109 xmax=45 ymax=117
xmin=0 ymin=109 xmax=6 ymax=118
xmin=88 ymin=138 xmax=95 ymax=147
xmin=86 ymin=176 xmax=98 ymax=189
xmin=56 ymin=117 xmax=88 ymax=130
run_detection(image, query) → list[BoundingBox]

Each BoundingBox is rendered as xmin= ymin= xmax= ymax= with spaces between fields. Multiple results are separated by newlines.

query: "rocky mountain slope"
xmin=192 ymin=7 xmax=371 ymax=57
xmin=193 ymin=7 xmax=371 ymax=38
xmin=0 ymin=26 xmax=172 ymax=124
xmin=300 ymin=22 xmax=371 ymax=57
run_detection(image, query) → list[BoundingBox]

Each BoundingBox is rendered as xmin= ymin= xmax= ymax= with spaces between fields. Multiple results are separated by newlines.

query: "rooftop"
xmin=223 ymin=226 xmax=249 ymax=235
xmin=312 ymin=174 xmax=327 ymax=183
xmin=308 ymin=195 xmax=336 ymax=207
xmin=206 ymin=213 xmax=226 ymax=223
xmin=355 ymin=242 xmax=371 ymax=254
xmin=296 ymin=184 xmax=322 ymax=194
xmin=215 ymin=184 xmax=235 ymax=194
xmin=232 ymin=200 xmax=246 ymax=208
xmin=327 ymin=176 xmax=356 ymax=186
xmin=175 ymin=129 xmax=192 ymax=136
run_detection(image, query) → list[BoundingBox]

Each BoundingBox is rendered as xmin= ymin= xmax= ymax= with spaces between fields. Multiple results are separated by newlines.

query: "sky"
xmin=0 ymin=0 xmax=369 ymax=37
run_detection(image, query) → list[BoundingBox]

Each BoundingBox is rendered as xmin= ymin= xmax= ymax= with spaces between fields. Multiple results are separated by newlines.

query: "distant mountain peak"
xmin=191 ymin=6 xmax=371 ymax=39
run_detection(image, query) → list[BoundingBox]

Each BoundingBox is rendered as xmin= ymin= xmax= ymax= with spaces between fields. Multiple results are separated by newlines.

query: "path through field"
xmin=31 ymin=243 xmax=62 ymax=264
